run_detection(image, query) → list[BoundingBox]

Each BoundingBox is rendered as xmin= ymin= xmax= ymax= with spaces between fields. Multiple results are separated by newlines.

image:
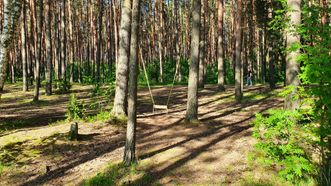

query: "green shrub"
xmin=83 ymin=75 xmax=94 ymax=84
xmin=104 ymin=82 xmax=116 ymax=98
xmin=67 ymin=94 xmax=86 ymax=121
xmin=89 ymin=111 xmax=112 ymax=122
xmin=57 ymin=80 xmax=72 ymax=93
xmin=92 ymin=83 xmax=103 ymax=97
xmin=224 ymin=59 xmax=235 ymax=85
xmin=205 ymin=64 xmax=218 ymax=84
xmin=138 ymin=57 xmax=190 ymax=85
xmin=252 ymin=109 xmax=316 ymax=181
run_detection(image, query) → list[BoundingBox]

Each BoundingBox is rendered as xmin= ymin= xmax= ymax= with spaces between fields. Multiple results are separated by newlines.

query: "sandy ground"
xmin=0 ymin=84 xmax=283 ymax=185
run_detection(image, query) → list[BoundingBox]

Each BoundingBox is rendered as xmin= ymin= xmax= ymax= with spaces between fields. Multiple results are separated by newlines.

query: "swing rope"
xmin=139 ymin=46 xmax=155 ymax=107
xmin=139 ymin=46 xmax=178 ymax=112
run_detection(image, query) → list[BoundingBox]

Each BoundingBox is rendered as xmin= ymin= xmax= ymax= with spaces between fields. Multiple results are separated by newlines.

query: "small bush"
xmin=252 ymin=109 xmax=316 ymax=181
xmin=0 ymin=162 xmax=7 ymax=175
xmin=104 ymin=82 xmax=116 ymax=97
xmin=67 ymin=94 xmax=86 ymax=121
xmin=92 ymin=83 xmax=103 ymax=97
xmin=87 ymin=111 xmax=112 ymax=123
xmin=57 ymin=80 xmax=72 ymax=93
xmin=91 ymin=82 xmax=115 ymax=98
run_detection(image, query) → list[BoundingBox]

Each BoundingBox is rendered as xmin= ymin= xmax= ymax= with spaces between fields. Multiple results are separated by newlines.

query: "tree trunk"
xmin=54 ymin=8 xmax=60 ymax=86
xmin=33 ymin=0 xmax=43 ymax=101
xmin=235 ymin=0 xmax=243 ymax=102
xmin=0 ymin=0 xmax=12 ymax=91
xmin=68 ymin=0 xmax=74 ymax=83
xmin=198 ymin=0 xmax=205 ymax=89
xmin=285 ymin=0 xmax=301 ymax=110
xmin=217 ymin=0 xmax=225 ymax=91
xmin=96 ymin=0 xmax=103 ymax=82
xmin=45 ymin=0 xmax=52 ymax=95
xmin=158 ymin=0 xmax=164 ymax=84
xmin=113 ymin=0 xmax=119 ymax=66
xmin=10 ymin=51 xmax=15 ymax=83
xmin=269 ymin=40 xmax=275 ymax=89
xmin=124 ymin=0 xmax=140 ymax=165
xmin=268 ymin=4 xmax=275 ymax=89
xmin=111 ymin=0 xmax=132 ymax=116
xmin=185 ymin=0 xmax=201 ymax=122
xmin=61 ymin=0 xmax=66 ymax=81
xmin=22 ymin=1 xmax=28 ymax=92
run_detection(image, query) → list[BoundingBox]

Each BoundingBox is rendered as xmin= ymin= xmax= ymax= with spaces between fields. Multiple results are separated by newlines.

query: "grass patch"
xmin=87 ymin=111 xmax=113 ymax=123
xmin=0 ymin=162 xmax=11 ymax=175
xmin=108 ymin=114 xmax=128 ymax=126
xmin=0 ymin=141 xmax=41 ymax=165
xmin=84 ymin=162 xmax=155 ymax=186
xmin=0 ymin=117 xmax=67 ymax=134
xmin=243 ymin=152 xmax=317 ymax=186
xmin=242 ymin=88 xmax=281 ymax=103
xmin=29 ymin=99 xmax=52 ymax=106
xmin=239 ymin=172 xmax=316 ymax=186
xmin=0 ymin=120 xmax=31 ymax=133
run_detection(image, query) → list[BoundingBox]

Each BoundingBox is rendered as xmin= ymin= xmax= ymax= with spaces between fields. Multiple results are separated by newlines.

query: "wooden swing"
xmin=139 ymin=47 xmax=178 ymax=113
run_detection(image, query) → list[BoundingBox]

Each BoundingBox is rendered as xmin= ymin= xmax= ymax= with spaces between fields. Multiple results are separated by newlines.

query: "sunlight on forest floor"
xmin=0 ymin=84 xmax=308 ymax=186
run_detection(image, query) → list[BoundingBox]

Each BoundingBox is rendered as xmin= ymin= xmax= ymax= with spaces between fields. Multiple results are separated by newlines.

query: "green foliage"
xmin=254 ymin=1 xmax=331 ymax=184
xmin=83 ymin=75 xmax=94 ymax=84
xmin=299 ymin=2 xmax=331 ymax=184
xmin=205 ymin=65 xmax=218 ymax=84
xmin=90 ymin=82 xmax=115 ymax=104
xmin=66 ymin=94 xmax=86 ymax=121
xmin=56 ymin=80 xmax=72 ymax=93
xmin=138 ymin=58 xmax=189 ymax=85
xmin=0 ymin=162 xmax=10 ymax=176
xmin=104 ymin=82 xmax=116 ymax=97
xmin=108 ymin=114 xmax=127 ymax=126
xmin=92 ymin=83 xmax=103 ymax=97
xmin=87 ymin=111 xmax=112 ymax=123
xmin=225 ymin=59 xmax=235 ymax=85
xmin=253 ymin=109 xmax=316 ymax=181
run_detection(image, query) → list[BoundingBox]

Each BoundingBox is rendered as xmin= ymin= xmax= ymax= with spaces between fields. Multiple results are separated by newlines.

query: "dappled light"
xmin=0 ymin=0 xmax=328 ymax=185
xmin=1 ymin=85 xmax=282 ymax=185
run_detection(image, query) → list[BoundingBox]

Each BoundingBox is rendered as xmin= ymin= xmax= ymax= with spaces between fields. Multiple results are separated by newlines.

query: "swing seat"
xmin=153 ymin=104 xmax=169 ymax=113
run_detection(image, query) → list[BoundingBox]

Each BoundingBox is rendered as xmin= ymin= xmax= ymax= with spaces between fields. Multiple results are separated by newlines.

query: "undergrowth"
xmin=252 ymin=109 xmax=317 ymax=183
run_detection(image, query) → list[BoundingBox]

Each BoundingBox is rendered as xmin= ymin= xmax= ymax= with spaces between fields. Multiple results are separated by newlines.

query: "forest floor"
xmin=0 ymin=84 xmax=285 ymax=186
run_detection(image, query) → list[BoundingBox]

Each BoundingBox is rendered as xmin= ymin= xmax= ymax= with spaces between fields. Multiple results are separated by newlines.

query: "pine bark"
xmin=0 ymin=0 xmax=11 ymax=91
xmin=112 ymin=0 xmax=132 ymax=116
xmin=68 ymin=0 xmax=74 ymax=83
xmin=198 ymin=0 xmax=205 ymax=89
xmin=235 ymin=0 xmax=243 ymax=102
xmin=96 ymin=0 xmax=103 ymax=82
xmin=45 ymin=0 xmax=52 ymax=95
xmin=124 ymin=0 xmax=140 ymax=165
xmin=33 ymin=0 xmax=43 ymax=101
xmin=285 ymin=0 xmax=301 ymax=110
xmin=22 ymin=1 xmax=28 ymax=92
xmin=186 ymin=0 xmax=201 ymax=122
xmin=217 ymin=0 xmax=225 ymax=91
xmin=61 ymin=0 xmax=66 ymax=81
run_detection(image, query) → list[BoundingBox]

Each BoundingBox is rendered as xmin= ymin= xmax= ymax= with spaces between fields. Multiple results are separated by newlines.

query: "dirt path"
xmin=0 ymin=85 xmax=283 ymax=185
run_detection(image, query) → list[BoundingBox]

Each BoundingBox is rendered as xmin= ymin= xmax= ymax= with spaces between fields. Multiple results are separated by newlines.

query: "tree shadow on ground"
xmin=1 ymin=85 xmax=283 ymax=185
xmin=132 ymin=99 xmax=282 ymax=185
xmin=20 ymin=129 xmax=126 ymax=186
xmin=0 ymin=90 xmax=105 ymax=135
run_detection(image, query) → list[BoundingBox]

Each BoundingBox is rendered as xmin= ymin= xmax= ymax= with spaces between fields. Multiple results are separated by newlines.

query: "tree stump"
xmin=68 ymin=122 xmax=78 ymax=140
